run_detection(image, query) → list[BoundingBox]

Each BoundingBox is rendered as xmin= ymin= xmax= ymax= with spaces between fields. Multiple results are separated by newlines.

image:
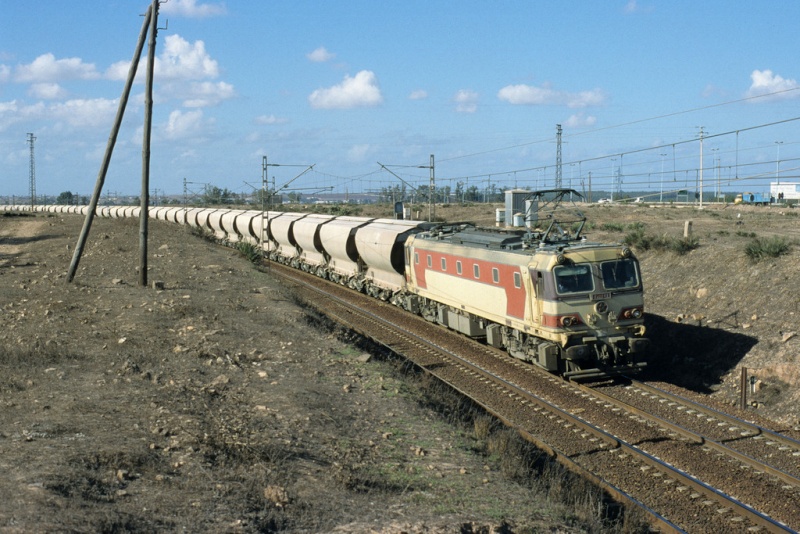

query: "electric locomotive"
xmin=399 ymin=190 xmax=648 ymax=380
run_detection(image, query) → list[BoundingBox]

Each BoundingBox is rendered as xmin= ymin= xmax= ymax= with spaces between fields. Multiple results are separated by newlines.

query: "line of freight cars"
xmin=1 ymin=203 xmax=649 ymax=380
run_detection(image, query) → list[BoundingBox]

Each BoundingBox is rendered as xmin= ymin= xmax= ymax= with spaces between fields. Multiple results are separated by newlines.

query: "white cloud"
xmin=157 ymin=35 xmax=220 ymax=81
xmin=28 ymin=82 xmax=67 ymax=100
xmin=307 ymin=47 xmax=335 ymax=63
xmin=746 ymin=69 xmax=800 ymax=100
xmin=0 ymin=100 xmax=17 ymax=114
xmin=255 ymin=114 xmax=288 ymax=125
xmin=454 ymin=89 xmax=478 ymax=113
xmin=49 ymin=98 xmax=118 ymax=128
xmin=409 ymin=90 xmax=428 ymax=100
xmin=106 ymin=34 xmax=219 ymax=82
xmin=160 ymin=0 xmax=227 ymax=18
xmin=308 ymin=70 xmax=383 ymax=109
xmin=164 ymin=109 xmax=206 ymax=139
xmin=0 ymin=64 xmax=10 ymax=83
xmin=0 ymin=100 xmax=19 ymax=132
xmin=563 ymin=112 xmax=597 ymax=128
xmin=182 ymin=81 xmax=235 ymax=107
xmin=347 ymin=144 xmax=371 ymax=162
xmin=15 ymin=53 xmax=99 ymax=83
xmin=497 ymin=83 xmax=606 ymax=108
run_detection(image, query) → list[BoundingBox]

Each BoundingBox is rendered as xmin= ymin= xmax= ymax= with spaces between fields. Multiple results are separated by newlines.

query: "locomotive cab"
xmin=543 ymin=248 xmax=649 ymax=380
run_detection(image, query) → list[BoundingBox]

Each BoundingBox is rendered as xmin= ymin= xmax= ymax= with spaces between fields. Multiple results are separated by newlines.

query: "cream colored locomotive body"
xmin=404 ymin=227 xmax=647 ymax=380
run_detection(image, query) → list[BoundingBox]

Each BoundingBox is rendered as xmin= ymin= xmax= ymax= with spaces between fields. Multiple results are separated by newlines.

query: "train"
xmin=1 ymin=191 xmax=649 ymax=381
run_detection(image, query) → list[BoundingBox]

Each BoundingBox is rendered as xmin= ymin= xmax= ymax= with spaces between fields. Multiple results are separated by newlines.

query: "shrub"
xmin=235 ymin=241 xmax=262 ymax=264
xmin=744 ymin=236 xmax=791 ymax=262
xmin=668 ymin=235 xmax=700 ymax=255
xmin=600 ymin=222 xmax=625 ymax=232
xmin=623 ymin=227 xmax=652 ymax=250
xmin=623 ymin=229 xmax=699 ymax=255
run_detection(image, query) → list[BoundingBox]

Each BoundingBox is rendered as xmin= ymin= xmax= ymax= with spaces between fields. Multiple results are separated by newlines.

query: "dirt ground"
xmin=0 ymin=200 xmax=797 ymax=532
xmin=0 ymin=212 xmax=607 ymax=533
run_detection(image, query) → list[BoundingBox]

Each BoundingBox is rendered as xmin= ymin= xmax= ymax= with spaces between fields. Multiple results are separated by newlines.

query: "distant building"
xmin=770 ymin=182 xmax=800 ymax=201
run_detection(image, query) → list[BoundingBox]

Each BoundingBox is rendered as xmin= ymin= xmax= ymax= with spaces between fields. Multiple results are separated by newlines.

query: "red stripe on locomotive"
xmin=411 ymin=247 xmax=527 ymax=319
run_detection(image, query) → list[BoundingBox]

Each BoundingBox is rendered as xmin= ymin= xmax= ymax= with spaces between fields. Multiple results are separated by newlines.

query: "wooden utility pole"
xmin=67 ymin=6 xmax=152 ymax=283
xmin=140 ymin=0 xmax=159 ymax=287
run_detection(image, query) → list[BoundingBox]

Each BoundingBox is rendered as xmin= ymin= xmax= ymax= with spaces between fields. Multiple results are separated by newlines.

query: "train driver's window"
xmin=513 ymin=272 xmax=521 ymax=288
xmin=554 ymin=264 xmax=594 ymax=294
xmin=601 ymin=259 xmax=639 ymax=290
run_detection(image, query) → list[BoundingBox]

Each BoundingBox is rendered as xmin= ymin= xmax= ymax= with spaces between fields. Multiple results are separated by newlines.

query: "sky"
xmin=2 ymin=0 xmax=800 ymax=202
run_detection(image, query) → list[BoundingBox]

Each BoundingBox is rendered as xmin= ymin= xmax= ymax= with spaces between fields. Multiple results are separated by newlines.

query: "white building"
xmin=770 ymin=182 xmax=800 ymax=201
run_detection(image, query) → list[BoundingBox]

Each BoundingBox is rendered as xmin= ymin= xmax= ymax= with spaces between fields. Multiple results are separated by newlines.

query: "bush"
xmin=623 ymin=228 xmax=699 ymax=255
xmin=668 ymin=235 xmax=700 ymax=255
xmin=235 ymin=241 xmax=262 ymax=264
xmin=744 ymin=236 xmax=791 ymax=262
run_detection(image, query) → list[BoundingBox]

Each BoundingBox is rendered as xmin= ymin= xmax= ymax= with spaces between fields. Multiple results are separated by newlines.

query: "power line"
xmin=437 ymin=86 xmax=800 ymax=165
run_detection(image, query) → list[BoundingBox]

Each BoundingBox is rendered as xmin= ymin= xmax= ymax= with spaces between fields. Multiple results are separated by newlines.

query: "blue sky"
xmin=2 ymin=0 xmax=799 ymax=201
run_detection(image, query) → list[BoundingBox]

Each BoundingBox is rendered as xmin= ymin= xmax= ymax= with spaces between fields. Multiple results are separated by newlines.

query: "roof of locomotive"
xmin=413 ymin=223 xmax=622 ymax=256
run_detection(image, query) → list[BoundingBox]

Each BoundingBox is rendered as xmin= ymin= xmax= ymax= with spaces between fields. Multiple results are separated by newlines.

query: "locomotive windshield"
xmin=554 ymin=264 xmax=594 ymax=294
xmin=600 ymin=259 xmax=640 ymax=290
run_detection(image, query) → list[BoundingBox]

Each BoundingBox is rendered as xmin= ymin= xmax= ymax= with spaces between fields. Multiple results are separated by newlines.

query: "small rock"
xmin=211 ymin=375 xmax=229 ymax=387
xmin=696 ymin=288 xmax=708 ymax=298
xmin=112 ymin=278 xmax=123 ymax=285
xmin=264 ymin=485 xmax=289 ymax=507
xmin=782 ymin=332 xmax=796 ymax=343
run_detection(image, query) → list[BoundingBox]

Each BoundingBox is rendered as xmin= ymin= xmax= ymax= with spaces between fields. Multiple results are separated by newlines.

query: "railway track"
xmin=266 ymin=261 xmax=799 ymax=532
xmin=605 ymin=380 xmax=800 ymax=477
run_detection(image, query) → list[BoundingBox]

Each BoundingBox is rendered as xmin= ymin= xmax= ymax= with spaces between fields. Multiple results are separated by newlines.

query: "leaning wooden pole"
xmin=139 ymin=0 xmax=158 ymax=287
xmin=67 ymin=6 xmax=153 ymax=283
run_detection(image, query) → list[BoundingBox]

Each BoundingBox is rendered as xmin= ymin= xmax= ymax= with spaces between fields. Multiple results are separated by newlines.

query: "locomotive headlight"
xmin=621 ymin=307 xmax=643 ymax=320
xmin=594 ymin=301 xmax=608 ymax=314
xmin=620 ymin=247 xmax=632 ymax=258
xmin=556 ymin=253 xmax=566 ymax=265
xmin=561 ymin=316 xmax=574 ymax=327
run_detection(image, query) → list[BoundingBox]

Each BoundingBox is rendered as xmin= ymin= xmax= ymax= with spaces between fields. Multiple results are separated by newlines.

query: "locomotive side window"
xmin=441 ymin=258 xmax=447 ymax=271
xmin=513 ymin=272 xmax=521 ymax=288
xmin=492 ymin=268 xmax=500 ymax=283
xmin=414 ymin=252 xmax=419 ymax=264
xmin=427 ymin=255 xmax=432 ymax=268
xmin=456 ymin=261 xmax=462 ymax=275
xmin=473 ymin=264 xmax=480 ymax=279
xmin=601 ymin=259 xmax=640 ymax=289
xmin=554 ymin=264 xmax=594 ymax=294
